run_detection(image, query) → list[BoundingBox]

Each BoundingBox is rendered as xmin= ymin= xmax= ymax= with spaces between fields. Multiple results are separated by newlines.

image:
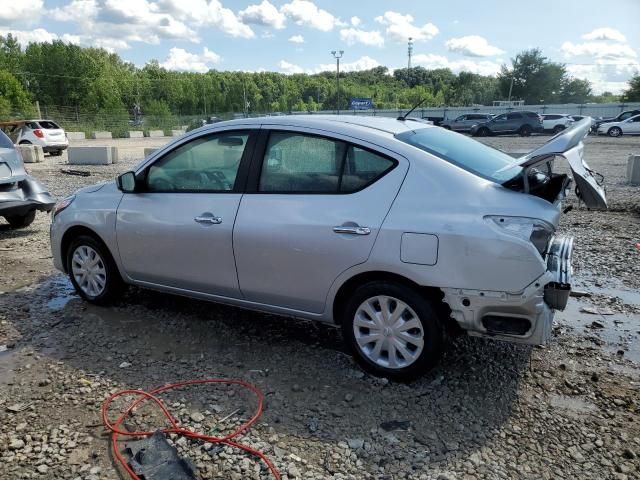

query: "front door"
xmin=116 ymin=130 xmax=255 ymax=297
xmin=233 ymin=129 xmax=408 ymax=313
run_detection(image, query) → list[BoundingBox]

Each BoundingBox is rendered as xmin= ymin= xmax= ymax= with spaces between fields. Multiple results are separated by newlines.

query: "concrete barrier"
xmin=66 ymin=132 xmax=86 ymax=140
xmin=144 ymin=148 xmax=158 ymax=158
xmin=171 ymin=129 xmax=186 ymax=137
xmin=111 ymin=147 xmax=120 ymax=164
xmin=17 ymin=145 xmax=45 ymax=163
xmin=68 ymin=146 xmax=113 ymax=165
xmin=91 ymin=131 xmax=112 ymax=140
xmin=628 ymin=154 xmax=640 ymax=185
xmin=127 ymin=131 xmax=144 ymax=138
xmin=147 ymin=130 xmax=165 ymax=138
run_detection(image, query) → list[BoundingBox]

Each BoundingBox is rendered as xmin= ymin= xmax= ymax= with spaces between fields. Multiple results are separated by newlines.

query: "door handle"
xmin=194 ymin=215 xmax=222 ymax=224
xmin=333 ymin=225 xmax=371 ymax=235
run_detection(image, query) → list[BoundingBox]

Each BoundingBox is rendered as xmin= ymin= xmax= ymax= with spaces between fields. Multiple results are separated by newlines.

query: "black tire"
xmin=519 ymin=125 xmax=533 ymax=137
xmin=476 ymin=127 xmax=490 ymax=137
xmin=608 ymin=127 xmax=622 ymax=137
xmin=442 ymin=125 xmax=451 ymax=130
xmin=18 ymin=140 xmax=32 ymax=145
xmin=50 ymin=150 xmax=63 ymax=156
xmin=5 ymin=210 xmax=36 ymax=229
xmin=66 ymin=234 xmax=125 ymax=305
xmin=553 ymin=125 xmax=565 ymax=134
xmin=342 ymin=281 xmax=444 ymax=381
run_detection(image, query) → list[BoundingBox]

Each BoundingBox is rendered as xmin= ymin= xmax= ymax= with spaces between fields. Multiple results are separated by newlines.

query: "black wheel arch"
xmin=331 ymin=270 xmax=459 ymax=335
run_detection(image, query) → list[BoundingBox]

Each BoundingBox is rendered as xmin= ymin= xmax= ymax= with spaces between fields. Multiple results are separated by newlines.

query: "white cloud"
xmin=155 ymin=0 xmax=254 ymax=38
xmin=582 ymin=27 xmax=627 ymax=43
xmin=567 ymin=63 xmax=635 ymax=94
xmin=160 ymin=47 xmax=221 ymax=73
xmin=445 ymin=35 xmax=504 ymax=57
xmin=49 ymin=0 xmax=98 ymax=23
xmin=288 ymin=34 xmax=304 ymax=43
xmin=374 ymin=11 xmax=438 ymax=42
xmin=239 ymin=0 xmax=286 ymax=30
xmin=412 ymin=53 xmax=502 ymax=76
xmin=316 ymin=55 xmax=380 ymax=73
xmin=561 ymin=41 xmax=637 ymax=62
xmin=281 ymin=0 xmax=342 ymax=32
xmin=339 ymin=28 xmax=384 ymax=47
xmin=279 ymin=60 xmax=304 ymax=74
xmin=0 ymin=28 xmax=61 ymax=45
xmin=0 ymin=0 xmax=43 ymax=23
xmin=350 ymin=16 xmax=361 ymax=27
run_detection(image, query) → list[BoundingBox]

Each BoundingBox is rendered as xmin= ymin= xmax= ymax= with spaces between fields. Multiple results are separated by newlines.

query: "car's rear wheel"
xmin=608 ymin=127 xmax=622 ymax=137
xmin=342 ymin=281 xmax=443 ymax=381
xmin=553 ymin=125 xmax=565 ymax=134
xmin=18 ymin=140 xmax=32 ymax=145
xmin=476 ymin=127 xmax=490 ymax=137
xmin=4 ymin=210 xmax=36 ymax=229
xmin=66 ymin=234 xmax=125 ymax=304
xmin=50 ymin=150 xmax=63 ymax=156
xmin=519 ymin=125 xmax=533 ymax=136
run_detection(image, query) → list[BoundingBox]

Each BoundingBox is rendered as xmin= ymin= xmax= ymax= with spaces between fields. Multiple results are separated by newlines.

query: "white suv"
xmin=8 ymin=120 xmax=69 ymax=156
xmin=541 ymin=114 xmax=575 ymax=134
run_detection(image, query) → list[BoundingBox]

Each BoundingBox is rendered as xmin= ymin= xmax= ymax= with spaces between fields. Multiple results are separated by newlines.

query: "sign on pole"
xmin=350 ymin=98 xmax=373 ymax=110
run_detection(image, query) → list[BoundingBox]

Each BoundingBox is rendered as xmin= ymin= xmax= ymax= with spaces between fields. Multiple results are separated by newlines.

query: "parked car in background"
xmin=50 ymin=115 xmax=606 ymax=379
xmin=441 ymin=113 xmax=494 ymax=132
xmin=1 ymin=120 xmax=69 ymax=156
xmin=470 ymin=111 xmax=543 ymax=137
xmin=597 ymin=114 xmax=640 ymax=137
xmin=570 ymin=115 xmax=597 ymax=130
xmin=593 ymin=110 xmax=640 ymax=131
xmin=0 ymin=130 xmax=55 ymax=228
xmin=541 ymin=114 xmax=574 ymax=133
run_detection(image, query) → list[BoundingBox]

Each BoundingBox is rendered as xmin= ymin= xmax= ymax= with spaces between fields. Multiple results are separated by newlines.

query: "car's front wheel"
xmin=476 ymin=127 xmax=490 ymax=137
xmin=4 ymin=210 xmax=36 ymax=229
xmin=608 ymin=127 xmax=622 ymax=137
xmin=342 ymin=281 xmax=443 ymax=381
xmin=553 ymin=125 xmax=565 ymax=134
xmin=66 ymin=234 xmax=125 ymax=304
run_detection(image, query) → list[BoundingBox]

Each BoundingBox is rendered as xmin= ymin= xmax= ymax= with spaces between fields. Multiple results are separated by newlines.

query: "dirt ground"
xmin=0 ymin=133 xmax=639 ymax=479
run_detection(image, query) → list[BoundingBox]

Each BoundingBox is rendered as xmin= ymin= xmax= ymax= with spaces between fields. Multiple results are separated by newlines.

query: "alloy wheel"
xmin=71 ymin=245 xmax=107 ymax=297
xmin=353 ymin=295 xmax=425 ymax=369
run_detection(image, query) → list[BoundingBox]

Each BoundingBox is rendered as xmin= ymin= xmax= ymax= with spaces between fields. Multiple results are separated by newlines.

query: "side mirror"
xmin=117 ymin=171 xmax=137 ymax=193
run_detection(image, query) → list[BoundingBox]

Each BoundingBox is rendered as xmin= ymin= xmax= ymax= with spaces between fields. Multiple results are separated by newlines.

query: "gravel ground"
xmin=0 ymin=134 xmax=639 ymax=479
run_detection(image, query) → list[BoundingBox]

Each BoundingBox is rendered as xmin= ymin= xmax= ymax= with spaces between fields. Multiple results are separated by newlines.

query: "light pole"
xmin=331 ymin=50 xmax=344 ymax=114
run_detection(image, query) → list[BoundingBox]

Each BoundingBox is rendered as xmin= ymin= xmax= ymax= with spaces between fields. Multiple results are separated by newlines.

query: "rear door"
xmin=233 ymin=127 xmax=408 ymax=313
xmin=451 ymin=115 xmax=466 ymax=131
xmin=622 ymin=115 xmax=640 ymax=134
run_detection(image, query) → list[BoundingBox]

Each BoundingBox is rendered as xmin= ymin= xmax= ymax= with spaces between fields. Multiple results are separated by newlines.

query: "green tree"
xmin=560 ymin=78 xmax=592 ymax=104
xmin=498 ymin=49 xmax=567 ymax=104
xmin=0 ymin=69 xmax=33 ymax=119
xmin=621 ymin=73 xmax=640 ymax=102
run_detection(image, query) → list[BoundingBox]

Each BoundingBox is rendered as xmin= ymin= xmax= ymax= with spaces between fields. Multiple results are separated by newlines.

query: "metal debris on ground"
xmin=60 ymin=169 xmax=92 ymax=176
xmin=124 ymin=431 xmax=197 ymax=480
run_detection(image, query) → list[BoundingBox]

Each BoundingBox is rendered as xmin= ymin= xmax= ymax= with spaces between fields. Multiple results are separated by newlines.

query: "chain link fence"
xmin=7 ymin=102 xmax=640 ymax=138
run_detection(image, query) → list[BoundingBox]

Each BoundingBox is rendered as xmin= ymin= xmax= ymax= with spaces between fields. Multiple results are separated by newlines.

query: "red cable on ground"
xmin=101 ymin=379 xmax=281 ymax=480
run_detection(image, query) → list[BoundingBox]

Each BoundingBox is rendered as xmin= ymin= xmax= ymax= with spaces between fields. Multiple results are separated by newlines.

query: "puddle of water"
xmin=555 ymin=274 xmax=640 ymax=363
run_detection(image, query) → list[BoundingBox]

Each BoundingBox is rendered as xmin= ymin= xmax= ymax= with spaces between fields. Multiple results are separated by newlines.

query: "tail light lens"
xmin=34 ymin=129 xmax=44 ymax=138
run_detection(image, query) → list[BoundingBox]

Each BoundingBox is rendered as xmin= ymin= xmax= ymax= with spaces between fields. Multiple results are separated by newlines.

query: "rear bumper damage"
xmin=0 ymin=176 xmax=55 ymax=217
xmin=443 ymin=235 xmax=573 ymax=345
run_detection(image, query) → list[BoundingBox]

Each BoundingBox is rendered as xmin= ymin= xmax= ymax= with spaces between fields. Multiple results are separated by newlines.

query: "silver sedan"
xmin=50 ymin=116 xmax=606 ymax=380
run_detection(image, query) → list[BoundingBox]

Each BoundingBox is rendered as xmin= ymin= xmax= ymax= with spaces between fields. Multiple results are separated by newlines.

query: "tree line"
xmin=0 ymin=34 xmax=637 ymax=122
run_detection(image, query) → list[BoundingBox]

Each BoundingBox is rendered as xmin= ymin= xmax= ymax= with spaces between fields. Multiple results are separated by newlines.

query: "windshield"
xmin=396 ymin=127 xmax=522 ymax=183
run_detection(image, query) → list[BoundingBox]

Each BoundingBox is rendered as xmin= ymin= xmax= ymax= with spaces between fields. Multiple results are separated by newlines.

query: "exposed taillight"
xmin=34 ymin=129 xmax=44 ymax=138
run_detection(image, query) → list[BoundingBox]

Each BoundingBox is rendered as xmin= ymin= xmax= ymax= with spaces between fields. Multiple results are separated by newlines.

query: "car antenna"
xmin=397 ymin=98 xmax=427 ymax=121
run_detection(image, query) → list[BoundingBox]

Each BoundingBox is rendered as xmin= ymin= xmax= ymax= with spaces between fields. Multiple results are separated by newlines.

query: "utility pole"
xmin=243 ymin=79 xmax=248 ymax=118
xmin=407 ymin=37 xmax=413 ymax=70
xmin=507 ymin=74 xmax=514 ymax=105
xmin=331 ymin=50 xmax=344 ymax=114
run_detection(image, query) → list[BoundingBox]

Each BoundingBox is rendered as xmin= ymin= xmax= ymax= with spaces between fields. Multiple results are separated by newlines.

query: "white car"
xmin=597 ymin=114 xmax=640 ymax=137
xmin=5 ymin=119 xmax=69 ymax=156
xmin=541 ymin=114 xmax=574 ymax=134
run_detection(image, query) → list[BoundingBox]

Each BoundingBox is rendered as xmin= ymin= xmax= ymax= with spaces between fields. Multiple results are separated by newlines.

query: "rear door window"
xmin=38 ymin=121 xmax=61 ymax=129
xmin=258 ymin=132 xmax=396 ymax=194
xmin=507 ymin=113 xmax=521 ymax=120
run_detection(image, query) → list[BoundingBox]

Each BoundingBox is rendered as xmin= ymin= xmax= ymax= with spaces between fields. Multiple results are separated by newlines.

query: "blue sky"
xmin=1 ymin=0 xmax=639 ymax=93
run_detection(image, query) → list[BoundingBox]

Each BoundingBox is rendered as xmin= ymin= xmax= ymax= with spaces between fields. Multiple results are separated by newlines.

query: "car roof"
xmin=206 ymin=114 xmax=431 ymax=135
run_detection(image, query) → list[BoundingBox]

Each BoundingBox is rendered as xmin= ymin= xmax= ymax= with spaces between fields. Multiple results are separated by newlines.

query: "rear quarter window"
xmin=38 ymin=121 xmax=61 ymax=129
